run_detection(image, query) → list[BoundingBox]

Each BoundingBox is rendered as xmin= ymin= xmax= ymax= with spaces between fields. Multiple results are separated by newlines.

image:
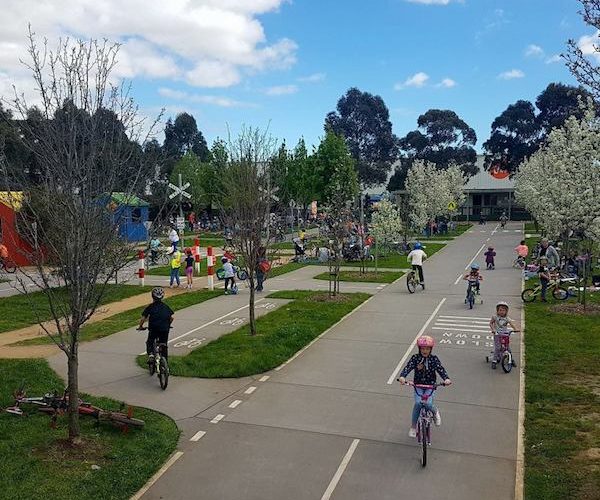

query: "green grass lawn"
xmin=138 ymin=290 xmax=370 ymax=378
xmin=268 ymin=262 xmax=307 ymax=277
xmin=524 ymin=222 xmax=540 ymax=233
xmin=0 ymin=359 xmax=179 ymax=500
xmin=17 ymin=289 xmax=222 ymax=346
xmin=524 ymin=296 xmax=600 ymax=499
xmin=349 ymin=242 xmax=445 ymax=269
xmin=0 ymin=285 xmax=153 ymax=334
xmin=313 ymin=270 xmax=403 ymax=283
xmin=146 ymin=264 xmax=209 ymax=277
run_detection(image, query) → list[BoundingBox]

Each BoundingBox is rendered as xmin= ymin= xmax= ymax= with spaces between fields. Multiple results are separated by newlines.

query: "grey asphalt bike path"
xmin=47 ymin=264 xmax=384 ymax=422
xmin=137 ymin=223 xmax=524 ymax=500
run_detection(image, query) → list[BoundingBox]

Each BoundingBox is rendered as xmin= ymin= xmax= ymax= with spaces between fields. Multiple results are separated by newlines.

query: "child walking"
xmin=222 ymin=257 xmax=236 ymax=295
xmin=484 ymin=246 xmax=496 ymax=270
xmin=398 ymin=336 xmax=452 ymax=437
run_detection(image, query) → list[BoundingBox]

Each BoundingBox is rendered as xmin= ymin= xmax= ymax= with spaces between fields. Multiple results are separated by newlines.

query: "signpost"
xmin=169 ymin=173 xmax=192 ymax=248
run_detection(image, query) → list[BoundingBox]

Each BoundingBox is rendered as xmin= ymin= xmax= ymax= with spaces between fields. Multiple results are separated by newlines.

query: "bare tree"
xmin=325 ymin=164 xmax=359 ymax=297
xmin=219 ymin=125 xmax=277 ymax=335
xmin=565 ymin=1 xmax=600 ymax=97
xmin=0 ymin=30 xmax=162 ymax=444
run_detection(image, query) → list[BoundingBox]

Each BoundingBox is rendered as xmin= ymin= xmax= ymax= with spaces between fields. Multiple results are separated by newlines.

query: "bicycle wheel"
xmin=521 ymin=288 xmax=537 ymax=302
xmin=3 ymin=260 xmax=17 ymax=274
xmin=420 ymin=420 xmax=427 ymax=467
xmin=552 ymin=286 xmax=569 ymax=301
xmin=158 ymin=357 xmax=169 ymax=390
xmin=406 ymin=274 xmax=416 ymax=294
xmin=501 ymin=352 xmax=512 ymax=373
xmin=237 ymin=269 xmax=248 ymax=281
xmin=148 ymin=356 xmax=156 ymax=376
xmin=108 ymin=413 xmax=145 ymax=428
xmin=468 ymin=292 xmax=474 ymax=309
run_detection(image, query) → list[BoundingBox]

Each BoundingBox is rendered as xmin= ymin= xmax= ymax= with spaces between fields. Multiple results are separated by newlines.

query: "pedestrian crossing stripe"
xmin=438 ymin=315 xmax=489 ymax=321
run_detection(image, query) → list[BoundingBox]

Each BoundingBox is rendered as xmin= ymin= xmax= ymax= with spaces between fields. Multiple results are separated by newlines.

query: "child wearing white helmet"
xmin=488 ymin=301 xmax=519 ymax=369
xmin=398 ymin=335 xmax=452 ymax=437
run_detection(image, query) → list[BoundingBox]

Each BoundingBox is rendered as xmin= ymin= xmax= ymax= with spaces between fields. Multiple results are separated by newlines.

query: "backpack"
xmin=258 ymin=260 xmax=271 ymax=273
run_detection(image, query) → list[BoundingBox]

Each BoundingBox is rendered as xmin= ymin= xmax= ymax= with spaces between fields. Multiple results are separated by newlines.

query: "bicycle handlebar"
xmin=396 ymin=380 xmax=450 ymax=389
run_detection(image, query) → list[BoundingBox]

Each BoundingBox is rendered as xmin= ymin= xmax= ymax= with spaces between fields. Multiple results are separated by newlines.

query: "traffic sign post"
xmin=169 ymin=173 xmax=192 ymax=249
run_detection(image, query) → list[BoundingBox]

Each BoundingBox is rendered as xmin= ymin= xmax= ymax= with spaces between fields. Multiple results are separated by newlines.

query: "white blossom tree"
xmin=515 ymin=100 xmax=600 ymax=306
xmin=371 ymin=199 xmax=403 ymax=272
xmin=405 ymin=160 xmax=459 ymax=234
xmin=516 ymin=101 xmax=600 ymax=241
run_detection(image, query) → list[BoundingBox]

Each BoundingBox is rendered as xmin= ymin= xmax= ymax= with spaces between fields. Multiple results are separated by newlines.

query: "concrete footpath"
xmin=52 ymin=223 xmax=525 ymax=500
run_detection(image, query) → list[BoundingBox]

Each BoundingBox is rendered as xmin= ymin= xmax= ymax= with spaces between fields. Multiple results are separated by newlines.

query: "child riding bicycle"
xmin=488 ymin=301 xmax=519 ymax=369
xmin=398 ymin=336 xmax=452 ymax=437
xmin=139 ymin=287 xmax=174 ymax=361
xmin=463 ymin=264 xmax=483 ymax=297
xmin=407 ymin=242 xmax=427 ymax=289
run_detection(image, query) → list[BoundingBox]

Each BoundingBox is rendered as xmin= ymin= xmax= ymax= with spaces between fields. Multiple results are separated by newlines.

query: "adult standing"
xmin=168 ymin=247 xmax=182 ymax=288
xmin=255 ymin=246 xmax=268 ymax=292
xmin=539 ymin=238 xmax=560 ymax=269
xmin=169 ymin=226 xmax=180 ymax=251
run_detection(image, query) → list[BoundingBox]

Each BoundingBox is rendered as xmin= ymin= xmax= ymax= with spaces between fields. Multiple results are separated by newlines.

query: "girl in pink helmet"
xmin=398 ymin=335 xmax=452 ymax=437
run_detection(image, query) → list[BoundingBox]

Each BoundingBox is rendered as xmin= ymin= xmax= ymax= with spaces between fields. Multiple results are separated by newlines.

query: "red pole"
xmin=137 ymin=250 xmax=145 ymax=286
xmin=207 ymin=246 xmax=214 ymax=290
xmin=194 ymin=237 xmax=201 ymax=274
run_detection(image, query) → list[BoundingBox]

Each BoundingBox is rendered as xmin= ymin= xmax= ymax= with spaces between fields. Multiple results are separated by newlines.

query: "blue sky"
xmin=0 ymin=0 xmax=593 ymax=151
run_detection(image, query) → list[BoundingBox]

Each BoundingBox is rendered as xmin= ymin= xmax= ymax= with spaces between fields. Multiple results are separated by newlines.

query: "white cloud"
xmin=158 ymin=87 xmax=253 ymax=108
xmin=578 ymin=31 xmax=600 ymax=62
xmin=298 ymin=72 xmax=326 ymax=83
xmin=546 ymin=54 xmax=562 ymax=64
xmin=498 ymin=69 xmax=525 ymax=80
xmin=0 ymin=0 xmax=297 ymax=93
xmin=525 ymin=44 xmax=544 ymax=58
xmin=394 ymin=72 xmax=429 ymax=90
xmin=437 ymin=78 xmax=457 ymax=88
xmin=264 ymin=84 xmax=298 ymax=96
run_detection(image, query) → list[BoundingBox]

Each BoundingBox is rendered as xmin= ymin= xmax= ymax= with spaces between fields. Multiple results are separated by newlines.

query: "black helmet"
xmin=151 ymin=287 xmax=165 ymax=301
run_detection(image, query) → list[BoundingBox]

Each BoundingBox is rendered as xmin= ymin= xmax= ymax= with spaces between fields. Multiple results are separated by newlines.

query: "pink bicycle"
xmin=398 ymin=380 xmax=448 ymax=467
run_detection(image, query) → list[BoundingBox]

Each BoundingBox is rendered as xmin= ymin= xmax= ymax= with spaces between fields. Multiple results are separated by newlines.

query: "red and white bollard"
xmin=194 ymin=237 xmax=201 ymax=275
xmin=137 ymin=250 xmax=145 ymax=286
xmin=207 ymin=246 xmax=214 ymax=290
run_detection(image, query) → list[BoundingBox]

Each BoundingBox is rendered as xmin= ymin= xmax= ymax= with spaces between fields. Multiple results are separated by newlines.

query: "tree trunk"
xmin=67 ymin=346 xmax=81 ymax=444
xmin=249 ymin=278 xmax=256 ymax=335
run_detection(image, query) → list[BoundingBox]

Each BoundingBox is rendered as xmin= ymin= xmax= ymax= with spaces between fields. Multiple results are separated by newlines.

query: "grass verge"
xmin=417 ymin=223 xmax=473 ymax=240
xmin=268 ymin=262 xmax=307 ymax=277
xmin=0 ymin=284 xmax=153 ymax=334
xmin=348 ymin=243 xmax=445 ymax=269
xmin=0 ymin=359 xmax=179 ymax=500
xmin=524 ymin=295 xmax=600 ymax=499
xmin=17 ymin=289 xmax=222 ymax=346
xmin=137 ymin=290 xmax=370 ymax=378
xmin=313 ymin=270 xmax=403 ymax=283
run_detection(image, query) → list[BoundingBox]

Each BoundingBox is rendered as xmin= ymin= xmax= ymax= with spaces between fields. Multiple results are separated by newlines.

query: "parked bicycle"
xmin=486 ymin=330 xmax=520 ymax=373
xmin=4 ymin=384 xmax=145 ymax=430
xmin=0 ymin=257 xmax=17 ymax=274
xmin=521 ymin=276 xmax=574 ymax=302
xmin=398 ymin=380 xmax=448 ymax=467
xmin=137 ymin=327 xmax=169 ymax=390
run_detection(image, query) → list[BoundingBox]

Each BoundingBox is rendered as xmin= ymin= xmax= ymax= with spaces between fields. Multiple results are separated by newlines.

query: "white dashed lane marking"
xmin=210 ymin=414 xmax=225 ymax=424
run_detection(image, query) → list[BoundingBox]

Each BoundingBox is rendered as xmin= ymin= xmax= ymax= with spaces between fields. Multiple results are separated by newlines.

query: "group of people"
xmin=397 ymin=301 xmax=518 ymax=436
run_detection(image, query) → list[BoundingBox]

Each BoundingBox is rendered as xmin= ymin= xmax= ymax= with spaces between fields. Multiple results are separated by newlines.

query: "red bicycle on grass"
xmin=4 ymin=384 xmax=145 ymax=431
xmin=0 ymin=257 xmax=17 ymax=274
xmin=398 ymin=380 xmax=449 ymax=467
